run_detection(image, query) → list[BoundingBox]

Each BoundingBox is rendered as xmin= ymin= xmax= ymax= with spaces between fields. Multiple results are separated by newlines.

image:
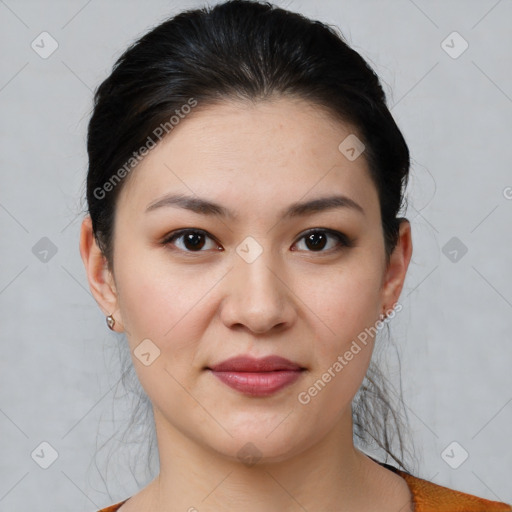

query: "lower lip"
xmin=209 ymin=370 xmax=303 ymax=396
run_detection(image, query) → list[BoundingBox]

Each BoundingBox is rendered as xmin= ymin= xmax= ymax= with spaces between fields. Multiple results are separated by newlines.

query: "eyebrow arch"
xmin=145 ymin=193 xmax=365 ymax=219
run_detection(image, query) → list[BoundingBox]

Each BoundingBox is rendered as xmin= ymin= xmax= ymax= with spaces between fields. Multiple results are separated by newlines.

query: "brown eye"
xmin=162 ymin=229 xmax=219 ymax=252
xmin=162 ymin=228 xmax=352 ymax=255
xmin=293 ymin=229 xmax=352 ymax=253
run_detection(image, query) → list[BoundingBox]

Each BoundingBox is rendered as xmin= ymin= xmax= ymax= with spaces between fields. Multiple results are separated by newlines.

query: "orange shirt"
xmin=96 ymin=462 xmax=512 ymax=511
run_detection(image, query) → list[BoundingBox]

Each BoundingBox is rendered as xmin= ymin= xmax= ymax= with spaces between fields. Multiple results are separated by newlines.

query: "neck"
xmin=144 ymin=406 xmax=375 ymax=512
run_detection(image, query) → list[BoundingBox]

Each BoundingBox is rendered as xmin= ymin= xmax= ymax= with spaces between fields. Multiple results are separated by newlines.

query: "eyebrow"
xmin=145 ymin=193 xmax=365 ymax=219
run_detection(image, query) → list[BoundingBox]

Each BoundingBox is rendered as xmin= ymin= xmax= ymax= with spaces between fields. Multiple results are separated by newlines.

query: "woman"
xmin=80 ymin=1 xmax=512 ymax=510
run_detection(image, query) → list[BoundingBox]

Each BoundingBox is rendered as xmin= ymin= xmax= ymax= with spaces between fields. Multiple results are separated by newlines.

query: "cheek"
xmin=297 ymin=256 xmax=383 ymax=404
xmin=115 ymin=248 xmax=219 ymax=359
xmin=114 ymin=256 xmax=213 ymax=411
xmin=306 ymin=261 xmax=383 ymax=345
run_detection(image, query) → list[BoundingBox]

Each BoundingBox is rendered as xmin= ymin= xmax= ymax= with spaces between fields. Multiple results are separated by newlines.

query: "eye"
xmin=161 ymin=228 xmax=353 ymax=254
xmin=162 ymin=229 xmax=220 ymax=252
xmin=292 ymin=228 xmax=352 ymax=253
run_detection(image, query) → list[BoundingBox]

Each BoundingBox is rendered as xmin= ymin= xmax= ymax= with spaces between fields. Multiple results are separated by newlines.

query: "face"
xmin=81 ymin=97 xmax=411 ymax=464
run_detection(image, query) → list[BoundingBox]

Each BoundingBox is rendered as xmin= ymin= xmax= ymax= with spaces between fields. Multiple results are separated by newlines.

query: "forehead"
xmin=116 ymin=97 xmax=379 ymax=221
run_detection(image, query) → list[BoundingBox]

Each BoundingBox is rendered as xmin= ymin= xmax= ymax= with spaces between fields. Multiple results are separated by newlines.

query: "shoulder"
xmin=95 ymin=498 xmax=130 ymax=512
xmin=396 ymin=469 xmax=512 ymax=511
xmin=94 ymin=473 xmax=512 ymax=512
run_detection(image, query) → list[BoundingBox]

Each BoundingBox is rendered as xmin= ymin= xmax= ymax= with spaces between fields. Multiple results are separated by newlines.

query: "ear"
xmin=79 ymin=215 xmax=124 ymax=332
xmin=380 ymin=219 xmax=413 ymax=314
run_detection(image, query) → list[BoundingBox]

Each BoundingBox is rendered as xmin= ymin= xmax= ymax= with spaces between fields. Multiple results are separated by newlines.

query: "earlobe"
xmin=380 ymin=219 xmax=413 ymax=312
xmin=79 ymin=215 xmax=123 ymax=331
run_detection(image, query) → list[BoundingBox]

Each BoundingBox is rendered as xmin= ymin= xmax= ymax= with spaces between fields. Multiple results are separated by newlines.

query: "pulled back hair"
xmin=84 ymin=0 xmax=416 ymax=488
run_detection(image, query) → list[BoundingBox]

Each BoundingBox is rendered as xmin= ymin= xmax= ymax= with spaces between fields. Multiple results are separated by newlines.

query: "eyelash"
xmin=161 ymin=228 xmax=354 ymax=255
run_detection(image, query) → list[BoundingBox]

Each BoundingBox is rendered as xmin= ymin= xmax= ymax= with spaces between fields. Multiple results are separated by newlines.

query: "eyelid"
xmin=161 ymin=228 xmax=221 ymax=251
xmin=298 ymin=227 xmax=354 ymax=248
xmin=161 ymin=227 xmax=354 ymax=253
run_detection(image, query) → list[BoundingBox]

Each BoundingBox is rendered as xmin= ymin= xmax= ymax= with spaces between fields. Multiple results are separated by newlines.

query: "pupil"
xmin=185 ymin=232 xmax=205 ymax=250
xmin=182 ymin=232 xmax=328 ymax=252
xmin=306 ymin=232 xmax=326 ymax=251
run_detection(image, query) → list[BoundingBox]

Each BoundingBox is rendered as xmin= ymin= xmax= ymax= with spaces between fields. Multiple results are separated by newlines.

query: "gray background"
xmin=1 ymin=0 xmax=511 ymax=510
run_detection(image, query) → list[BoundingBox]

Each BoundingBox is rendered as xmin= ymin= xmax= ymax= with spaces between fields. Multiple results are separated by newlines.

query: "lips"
xmin=208 ymin=355 xmax=303 ymax=372
xmin=207 ymin=355 xmax=305 ymax=397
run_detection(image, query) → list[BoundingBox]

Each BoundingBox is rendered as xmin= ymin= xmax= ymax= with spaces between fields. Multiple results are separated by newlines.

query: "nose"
xmin=220 ymin=249 xmax=296 ymax=334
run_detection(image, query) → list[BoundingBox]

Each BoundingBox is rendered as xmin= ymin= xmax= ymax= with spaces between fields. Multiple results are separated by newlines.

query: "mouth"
xmin=206 ymin=355 xmax=306 ymax=397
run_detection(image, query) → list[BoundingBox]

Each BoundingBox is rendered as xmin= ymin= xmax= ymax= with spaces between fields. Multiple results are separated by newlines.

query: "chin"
xmin=205 ymin=425 xmax=315 ymax=467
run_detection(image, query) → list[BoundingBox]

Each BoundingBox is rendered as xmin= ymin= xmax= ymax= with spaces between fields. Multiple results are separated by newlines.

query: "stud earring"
xmin=106 ymin=314 xmax=115 ymax=330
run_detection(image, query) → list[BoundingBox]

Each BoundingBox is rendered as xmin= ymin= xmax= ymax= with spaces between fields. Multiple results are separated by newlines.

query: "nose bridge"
xmin=223 ymin=237 xmax=292 ymax=332
xmin=235 ymin=237 xmax=282 ymax=302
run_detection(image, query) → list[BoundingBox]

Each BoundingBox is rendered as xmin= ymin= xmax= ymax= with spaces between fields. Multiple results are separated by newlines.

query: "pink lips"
xmin=207 ymin=355 xmax=305 ymax=397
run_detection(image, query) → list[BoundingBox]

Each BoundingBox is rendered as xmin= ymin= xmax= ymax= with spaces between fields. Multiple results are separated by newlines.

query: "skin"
xmin=80 ymin=97 xmax=413 ymax=512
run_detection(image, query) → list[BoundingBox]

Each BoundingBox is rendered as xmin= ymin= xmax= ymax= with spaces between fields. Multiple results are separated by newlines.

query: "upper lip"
xmin=208 ymin=355 xmax=304 ymax=372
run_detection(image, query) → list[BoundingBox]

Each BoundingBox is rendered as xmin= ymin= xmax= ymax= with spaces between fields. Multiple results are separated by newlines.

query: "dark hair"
xmin=84 ymin=0 xmax=416 ymax=489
